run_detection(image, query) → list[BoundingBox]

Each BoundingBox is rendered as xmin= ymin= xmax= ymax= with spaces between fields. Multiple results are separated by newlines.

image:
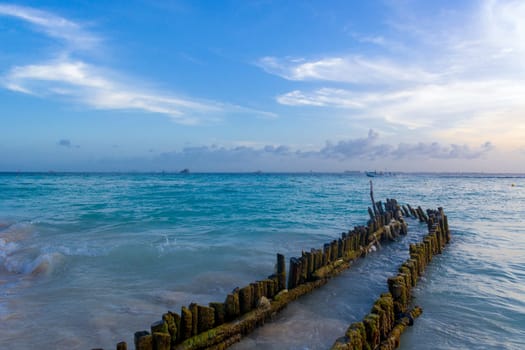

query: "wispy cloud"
xmin=0 ymin=4 xmax=98 ymax=50
xmin=0 ymin=4 xmax=271 ymax=123
xmin=258 ymin=56 xmax=436 ymax=85
xmin=5 ymin=59 xmax=222 ymax=124
xmin=277 ymin=80 xmax=525 ymax=130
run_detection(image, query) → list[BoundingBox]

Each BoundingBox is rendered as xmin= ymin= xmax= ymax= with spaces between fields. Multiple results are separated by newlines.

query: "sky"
xmin=1 ymin=0 xmax=525 ymax=173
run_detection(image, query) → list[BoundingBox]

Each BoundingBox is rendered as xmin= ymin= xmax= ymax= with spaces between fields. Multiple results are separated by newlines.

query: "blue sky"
xmin=1 ymin=0 xmax=524 ymax=172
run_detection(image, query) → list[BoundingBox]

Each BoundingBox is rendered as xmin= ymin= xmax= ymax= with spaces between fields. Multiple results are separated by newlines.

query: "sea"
xmin=0 ymin=172 xmax=524 ymax=350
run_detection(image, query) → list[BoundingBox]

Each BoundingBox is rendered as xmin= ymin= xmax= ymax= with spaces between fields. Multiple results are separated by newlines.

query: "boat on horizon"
xmin=366 ymin=171 xmax=395 ymax=177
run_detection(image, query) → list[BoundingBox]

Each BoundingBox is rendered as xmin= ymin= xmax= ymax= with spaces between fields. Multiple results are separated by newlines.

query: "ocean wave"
xmin=1 ymin=247 xmax=64 ymax=276
xmin=0 ymin=222 xmax=65 ymax=276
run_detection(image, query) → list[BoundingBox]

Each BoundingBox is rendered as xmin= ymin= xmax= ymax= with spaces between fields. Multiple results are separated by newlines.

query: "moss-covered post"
xmin=239 ymin=285 xmax=253 ymax=314
xmin=197 ymin=305 xmax=215 ymax=333
xmin=189 ymin=303 xmax=199 ymax=336
xmin=150 ymin=319 xmax=170 ymax=349
xmin=288 ymin=257 xmax=300 ymax=289
xmin=152 ymin=332 xmax=170 ymax=350
xmin=180 ymin=306 xmax=193 ymax=341
xmin=323 ymin=243 xmax=330 ymax=265
xmin=209 ymin=302 xmax=225 ymax=326
xmin=276 ymin=253 xmax=286 ymax=292
xmin=134 ymin=331 xmax=152 ymax=350
xmin=224 ymin=290 xmax=240 ymax=321
xmin=161 ymin=313 xmax=175 ymax=345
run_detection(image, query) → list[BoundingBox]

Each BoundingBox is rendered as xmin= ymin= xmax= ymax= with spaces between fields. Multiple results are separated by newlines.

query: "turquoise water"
xmin=0 ymin=173 xmax=524 ymax=349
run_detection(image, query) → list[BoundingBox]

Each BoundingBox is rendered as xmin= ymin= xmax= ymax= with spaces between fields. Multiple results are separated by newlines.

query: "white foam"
xmin=1 ymin=250 xmax=64 ymax=276
xmin=0 ymin=238 xmax=20 ymax=273
xmin=28 ymin=252 xmax=64 ymax=276
xmin=0 ymin=229 xmax=64 ymax=276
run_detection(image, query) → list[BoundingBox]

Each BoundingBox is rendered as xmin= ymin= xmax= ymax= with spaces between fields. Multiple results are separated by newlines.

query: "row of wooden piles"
xmin=97 ymin=198 xmax=409 ymax=350
xmin=331 ymin=207 xmax=450 ymax=350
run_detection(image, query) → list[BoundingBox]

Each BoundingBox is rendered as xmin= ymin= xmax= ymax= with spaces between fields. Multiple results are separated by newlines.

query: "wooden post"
xmin=288 ymin=257 xmax=300 ymax=289
xmin=299 ymin=255 xmax=308 ymax=284
xmin=323 ymin=243 xmax=331 ymax=265
xmin=162 ymin=312 xmax=178 ymax=345
xmin=197 ymin=305 xmax=215 ymax=333
xmin=152 ymin=332 xmax=170 ymax=350
xmin=134 ymin=331 xmax=152 ymax=350
xmin=337 ymin=238 xmax=343 ymax=259
xmin=189 ymin=303 xmax=199 ymax=336
xmin=239 ymin=285 xmax=253 ymax=314
xmin=224 ymin=290 xmax=240 ymax=321
xmin=276 ymin=253 xmax=286 ymax=291
xmin=331 ymin=240 xmax=338 ymax=260
xmin=180 ymin=307 xmax=192 ymax=341
xmin=370 ymin=180 xmax=377 ymax=216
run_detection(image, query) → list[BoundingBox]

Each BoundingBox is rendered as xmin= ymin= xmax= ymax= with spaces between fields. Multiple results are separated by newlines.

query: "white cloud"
xmin=259 ymin=56 xmax=436 ymax=85
xmin=4 ymin=59 xmax=222 ymax=124
xmin=0 ymin=4 xmax=98 ymax=50
xmin=277 ymin=88 xmax=366 ymax=109
xmin=278 ymin=79 xmax=525 ymax=130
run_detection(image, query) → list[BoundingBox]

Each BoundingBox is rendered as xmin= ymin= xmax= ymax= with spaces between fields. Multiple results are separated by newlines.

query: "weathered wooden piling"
xmin=238 ymin=285 xmax=253 ymax=315
xmin=162 ymin=312 xmax=180 ymax=346
xmin=224 ymin=291 xmax=240 ymax=321
xmin=197 ymin=305 xmax=215 ymax=334
xmin=208 ymin=302 xmax=224 ymax=327
xmin=287 ymin=257 xmax=300 ymax=290
xmin=105 ymin=197 xmax=450 ymax=350
xmin=189 ymin=303 xmax=199 ymax=337
xmin=330 ymin=206 xmax=451 ymax=350
xmin=152 ymin=332 xmax=170 ymax=350
xmin=180 ymin=306 xmax=193 ymax=341
xmin=276 ymin=253 xmax=286 ymax=291
xmin=134 ymin=331 xmax=152 ymax=350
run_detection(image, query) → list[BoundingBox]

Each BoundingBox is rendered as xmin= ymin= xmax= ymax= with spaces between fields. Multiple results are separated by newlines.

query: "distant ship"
xmin=366 ymin=171 xmax=394 ymax=177
xmin=179 ymin=168 xmax=190 ymax=174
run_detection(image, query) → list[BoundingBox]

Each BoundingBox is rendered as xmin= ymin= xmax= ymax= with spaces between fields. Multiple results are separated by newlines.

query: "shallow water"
xmin=1 ymin=173 xmax=524 ymax=349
